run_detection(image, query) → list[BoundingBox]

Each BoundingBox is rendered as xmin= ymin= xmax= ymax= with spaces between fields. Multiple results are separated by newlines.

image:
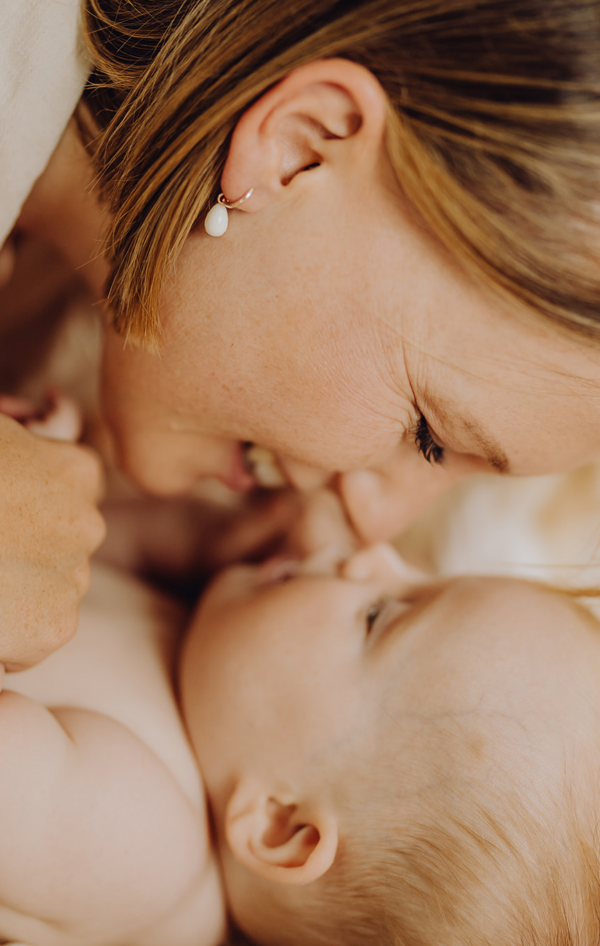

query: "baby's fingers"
xmin=26 ymin=390 xmax=83 ymax=442
xmin=0 ymin=390 xmax=83 ymax=443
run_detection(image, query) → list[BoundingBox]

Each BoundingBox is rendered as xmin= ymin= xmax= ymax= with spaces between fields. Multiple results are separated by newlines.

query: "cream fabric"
xmin=0 ymin=0 xmax=90 ymax=243
xmin=398 ymin=463 xmax=600 ymax=617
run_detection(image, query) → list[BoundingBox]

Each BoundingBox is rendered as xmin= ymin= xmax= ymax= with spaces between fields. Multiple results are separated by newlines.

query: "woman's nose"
xmin=340 ymin=542 xmax=428 ymax=587
xmin=338 ymin=446 xmax=466 ymax=542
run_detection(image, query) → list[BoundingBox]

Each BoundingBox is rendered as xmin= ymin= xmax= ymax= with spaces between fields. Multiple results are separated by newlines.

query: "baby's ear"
xmin=225 ymin=783 xmax=338 ymax=886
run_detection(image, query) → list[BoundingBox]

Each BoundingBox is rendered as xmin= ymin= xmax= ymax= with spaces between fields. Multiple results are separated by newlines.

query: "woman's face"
xmin=102 ymin=150 xmax=600 ymax=541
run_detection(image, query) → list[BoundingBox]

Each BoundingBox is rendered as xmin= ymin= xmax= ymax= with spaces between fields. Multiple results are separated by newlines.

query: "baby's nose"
xmin=340 ymin=543 xmax=429 ymax=588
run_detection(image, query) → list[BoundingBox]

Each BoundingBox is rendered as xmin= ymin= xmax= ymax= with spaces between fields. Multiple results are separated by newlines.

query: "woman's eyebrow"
xmin=421 ymin=391 xmax=511 ymax=473
xmin=462 ymin=417 xmax=510 ymax=472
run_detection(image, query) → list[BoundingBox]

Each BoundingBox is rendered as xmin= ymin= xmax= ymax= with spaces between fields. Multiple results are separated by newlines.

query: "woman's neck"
xmin=16 ymin=115 xmax=110 ymax=300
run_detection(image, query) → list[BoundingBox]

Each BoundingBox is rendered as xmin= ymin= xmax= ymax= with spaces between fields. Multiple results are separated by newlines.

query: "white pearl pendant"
xmin=204 ymin=203 xmax=228 ymax=236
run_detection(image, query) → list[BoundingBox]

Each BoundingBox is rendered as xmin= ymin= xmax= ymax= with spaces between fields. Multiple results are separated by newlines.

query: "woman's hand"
xmin=0 ymin=399 xmax=105 ymax=671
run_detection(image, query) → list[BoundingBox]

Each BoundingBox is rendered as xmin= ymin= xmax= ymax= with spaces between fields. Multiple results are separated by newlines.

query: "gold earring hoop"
xmin=205 ymin=187 xmax=254 ymax=236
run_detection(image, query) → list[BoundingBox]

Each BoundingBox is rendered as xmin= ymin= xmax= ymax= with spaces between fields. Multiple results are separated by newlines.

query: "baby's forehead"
xmin=433 ymin=574 xmax=595 ymax=648
xmin=374 ymin=578 xmax=600 ymax=801
xmin=393 ymin=575 xmax=600 ymax=733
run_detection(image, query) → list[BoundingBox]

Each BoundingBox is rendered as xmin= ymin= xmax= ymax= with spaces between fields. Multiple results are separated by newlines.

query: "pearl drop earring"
xmin=204 ymin=188 xmax=254 ymax=236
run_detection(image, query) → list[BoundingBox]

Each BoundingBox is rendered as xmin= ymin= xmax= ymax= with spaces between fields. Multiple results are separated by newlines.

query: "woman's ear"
xmin=225 ymin=782 xmax=339 ymax=886
xmin=221 ymin=58 xmax=388 ymax=211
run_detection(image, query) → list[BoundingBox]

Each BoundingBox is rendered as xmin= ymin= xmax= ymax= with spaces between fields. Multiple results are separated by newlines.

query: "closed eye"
xmin=364 ymin=598 xmax=410 ymax=638
xmin=365 ymin=600 xmax=385 ymax=634
xmin=413 ymin=413 xmax=444 ymax=465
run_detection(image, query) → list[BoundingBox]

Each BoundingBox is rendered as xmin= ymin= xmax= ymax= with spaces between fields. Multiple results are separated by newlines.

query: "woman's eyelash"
xmin=413 ymin=413 xmax=444 ymax=465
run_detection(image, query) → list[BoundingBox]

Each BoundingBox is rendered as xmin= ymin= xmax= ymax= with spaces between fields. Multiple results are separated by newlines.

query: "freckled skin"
xmin=20 ymin=65 xmax=600 ymax=542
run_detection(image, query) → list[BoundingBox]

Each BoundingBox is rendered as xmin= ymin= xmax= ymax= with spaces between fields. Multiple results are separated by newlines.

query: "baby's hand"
xmin=0 ymin=390 xmax=83 ymax=442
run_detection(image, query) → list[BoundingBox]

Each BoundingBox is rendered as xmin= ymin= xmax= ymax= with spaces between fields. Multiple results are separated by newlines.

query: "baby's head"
xmin=180 ymin=514 xmax=600 ymax=945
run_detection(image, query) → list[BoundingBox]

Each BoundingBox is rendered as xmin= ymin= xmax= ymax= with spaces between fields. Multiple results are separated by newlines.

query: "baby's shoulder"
xmin=10 ymin=561 xmax=201 ymax=805
xmin=1 ymin=564 xmax=225 ymax=946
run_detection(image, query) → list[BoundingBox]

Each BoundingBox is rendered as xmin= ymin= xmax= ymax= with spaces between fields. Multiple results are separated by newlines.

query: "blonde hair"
xmin=82 ymin=0 xmax=600 ymax=347
xmin=240 ymin=784 xmax=600 ymax=946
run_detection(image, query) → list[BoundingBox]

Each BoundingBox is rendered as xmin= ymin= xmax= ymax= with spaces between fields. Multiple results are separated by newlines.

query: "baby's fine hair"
xmin=241 ymin=779 xmax=600 ymax=946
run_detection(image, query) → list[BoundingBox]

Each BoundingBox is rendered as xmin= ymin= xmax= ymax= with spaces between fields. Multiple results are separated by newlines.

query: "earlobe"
xmin=221 ymin=59 xmax=388 ymax=212
xmin=225 ymin=784 xmax=339 ymax=886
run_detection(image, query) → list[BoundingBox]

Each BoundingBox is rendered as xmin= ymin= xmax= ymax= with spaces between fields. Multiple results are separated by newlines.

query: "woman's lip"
xmin=220 ymin=442 xmax=255 ymax=492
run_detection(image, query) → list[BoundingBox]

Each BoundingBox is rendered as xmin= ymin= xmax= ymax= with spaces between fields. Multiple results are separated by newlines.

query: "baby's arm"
xmin=0 ymin=688 xmax=211 ymax=946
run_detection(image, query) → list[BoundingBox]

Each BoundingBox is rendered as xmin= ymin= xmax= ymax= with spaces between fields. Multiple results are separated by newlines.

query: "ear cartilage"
xmin=204 ymin=188 xmax=254 ymax=237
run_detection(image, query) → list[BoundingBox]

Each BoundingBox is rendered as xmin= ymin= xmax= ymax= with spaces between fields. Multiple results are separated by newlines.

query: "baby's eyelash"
xmin=413 ymin=413 xmax=445 ymax=465
xmin=364 ymin=598 xmax=409 ymax=639
xmin=365 ymin=600 xmax=384 ymax=634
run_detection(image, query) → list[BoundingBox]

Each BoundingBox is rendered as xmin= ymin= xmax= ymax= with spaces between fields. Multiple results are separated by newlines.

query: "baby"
xmin=2 ymin=487 xmax=600 ymax=946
